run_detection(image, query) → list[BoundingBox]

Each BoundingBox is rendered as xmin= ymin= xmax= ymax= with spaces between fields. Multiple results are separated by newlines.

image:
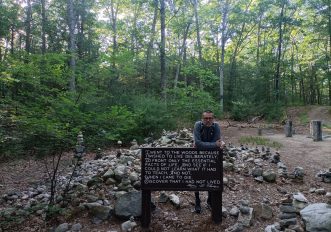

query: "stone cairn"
xmin=279 ymin=194 xmax=298 ymax=230
xmin=317 ymin=168 xmax=331 ymax=183
xmin=74 ymin=131 xmax=85 ymax=164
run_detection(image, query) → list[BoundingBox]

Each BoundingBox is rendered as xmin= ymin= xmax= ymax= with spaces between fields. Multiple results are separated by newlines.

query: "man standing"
xmin=193 ymin=110 xmax=224 ymax=213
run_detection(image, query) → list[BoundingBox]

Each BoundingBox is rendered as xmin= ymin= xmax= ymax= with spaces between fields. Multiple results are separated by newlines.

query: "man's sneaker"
xmin=195 ymin=203 xmax=201 ymax=213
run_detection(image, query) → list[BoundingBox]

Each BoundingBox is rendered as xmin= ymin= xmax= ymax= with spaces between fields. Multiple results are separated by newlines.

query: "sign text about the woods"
xmin=141 ymin=148 xmax=223 ymax=191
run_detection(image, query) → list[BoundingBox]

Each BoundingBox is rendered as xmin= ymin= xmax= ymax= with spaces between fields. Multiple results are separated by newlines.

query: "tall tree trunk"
xmin=41 ymin=0 xmax=47 ymax=54
xmin=67 ymin=0 xmax=76 ymax=92
xmin=274 ymin=0 xmax=285 ymax=101
xmin=131 ymin=2 xmax=141 ymax=55
xmin=25 ymin=0 xmax=32 ymax=54
xmin=192 ymin=0 xmax=203 ymax=88
xmin=228 ymin=0 xmax=253 ymax=102
xmin=10 ymin=26 xmax=14 ymax=54
xmin=160 ymin=0 xmax=167 ymax=100
xmin=174 ymin=22 xmax=191 ymax=88
xmin=77 ymin=0 xmax=86 ymax=58
xmin=219 ymin=0 xmax=230 ymax=114
xmin=290 ymin=44 xmax=295 ymax=103
xmin=144 ymin=0 xmax=158 ymax=89
xmin=110 ymin=0 xmax=118 ymax=71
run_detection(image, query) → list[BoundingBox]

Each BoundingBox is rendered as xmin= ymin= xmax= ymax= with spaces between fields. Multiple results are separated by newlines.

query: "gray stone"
xmin=114 ymin=165 xmax=126 ymax=181
xmin=284 ymin=229 xmax=296 ymax=232
xmin=160 ymin=136 xmax=172 ymax=145
xmin=105 ymin=177 xmax=117 ymax=185
xmin=265 ymin=224 xmax=281 ymax=232
xmin=252 ymin=167 xmax=263 ymax=177
xmin=89 ymin=205 xmax=112 ymax=220
xmin=254 ymin=176 xmax=264 ymax=183
xmin=280 ymin=205 xmax=297 ymax=213
xmin=114 ymin=191 xmax=142 ymax=219
xmin=121 ymin=216 xmax=137 ymax=232
xmin=55 ymin=223 xmax=69 ymax=232
xmin=222 ymin=206 xmax=228 ymax=217
xmin=87 ymin=176 xmax=103 ymax=187
xmin=238 ymin=207 xmax=253 ymax=227
xmin=279 ymin=212 xmax=297 ymax=220
xmin=169 ymin=194 xmax=180 ymax=208
xmin=288 ymin=224 xmax=304 ymax=232
xmin=158 ymin=192 xmax=169 ymax=203
xmin=263 ymin=170 xmax=277 ymax=182
xmin=279 ymin=218 xmax=297 ymax=228
xmin=225 ymin=223 xmax=244 ymax=232
xmin=315 ymin=188 xmax=326 ymax=195
xmin=239 ymin=206 xmax=251 ymax=214
xmin=326 ymin=192 xmax=331 ymax=205
xmin=223 ymin=161 xmax=234 ymax=171
xmin=300 ymin=203 xmax=331 ymax=232
xmin=102 ymin=169 xmax=114 ymax=179
xmin=253 ymin=203 xmax=273 ymax=219
xmin=293 ymin=199 xmax=308 ymax=212
xmin=71 ymin=223 xmax=82 ymax=231
xmin=129 ymin=172 xmax=139 ymax=183
xmin=229 ymin=206 xmax=240 ymax=217
xmin=293 ymin=192 xmax=308 ymax=203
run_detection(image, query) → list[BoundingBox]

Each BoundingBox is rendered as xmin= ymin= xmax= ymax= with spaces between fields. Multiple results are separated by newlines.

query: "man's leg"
xmin=194 ymin=191 xmax=201 ymax=213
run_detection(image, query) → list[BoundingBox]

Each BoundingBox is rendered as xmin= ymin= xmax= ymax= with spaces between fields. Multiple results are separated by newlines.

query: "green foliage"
xmin=181 ymin=65 xmax=219 ymax=89
xmin=239 ymin=136 xmax=282 ymax=149
xmin=230 ymin=100 xmax=285 ymax=122
xmin=168 ymin=86 xmax=221 ymax=121
xmin=261 ymin=103 xmax=285 ymax=122
xmin=230 ymin=99 xmax=254 ymax=121
xmin=298 ymin=112 xmax=309 ymax=124
xmin=84 ymin=105 xmax=137 ymax=148
xmin=129 ymin=95 xmax=176 ymax=140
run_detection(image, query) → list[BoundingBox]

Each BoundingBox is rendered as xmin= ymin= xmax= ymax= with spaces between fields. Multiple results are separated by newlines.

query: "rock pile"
xmin=317 ymin=168 xmax=331 ymax=183
xmin=1 ymin=128 xmax=323 ymax=232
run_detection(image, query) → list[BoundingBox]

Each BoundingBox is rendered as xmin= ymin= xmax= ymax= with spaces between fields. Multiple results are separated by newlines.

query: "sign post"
xmin=141 ymin=148 xmax=223 ymax=228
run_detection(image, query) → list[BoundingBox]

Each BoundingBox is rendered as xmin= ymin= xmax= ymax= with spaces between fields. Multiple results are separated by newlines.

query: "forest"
xmin=0 ymin=0 xmax=330 ymax=158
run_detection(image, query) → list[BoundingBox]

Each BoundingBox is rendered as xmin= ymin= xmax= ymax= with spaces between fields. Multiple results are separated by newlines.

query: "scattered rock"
xmin=114 ymin=191 xmax=142 ymax=219
xmin=263 ymin=170 xmax=277 ymax=183
xmin=300 ymin=203 xmax=331 ymax=232
xmin=55 ymin=223 xmax=69 ymax=232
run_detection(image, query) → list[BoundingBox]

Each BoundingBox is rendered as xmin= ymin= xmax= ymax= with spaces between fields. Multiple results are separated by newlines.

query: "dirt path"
xmin=265 ymin=134 xmax=331 ymax=173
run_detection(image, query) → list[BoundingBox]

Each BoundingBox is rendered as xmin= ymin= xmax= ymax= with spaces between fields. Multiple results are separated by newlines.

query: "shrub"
xmin=167 ymin=86 xmax=221 ymax=122
xmin=129 ymin=95 xmax=176 ymax=140
xmin=230 ymin=100 xmax=254 ymax=121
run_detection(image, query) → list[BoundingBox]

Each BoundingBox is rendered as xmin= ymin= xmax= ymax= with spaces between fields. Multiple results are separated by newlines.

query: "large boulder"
xmin=114 ymin=191 xmax=142 ymax=219
xmin=300 ymin=203 xmax=331 ymax=232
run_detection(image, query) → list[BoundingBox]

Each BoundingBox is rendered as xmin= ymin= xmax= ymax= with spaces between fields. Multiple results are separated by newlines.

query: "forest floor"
xmin=1 ymin=106 xmax=331 ymax=232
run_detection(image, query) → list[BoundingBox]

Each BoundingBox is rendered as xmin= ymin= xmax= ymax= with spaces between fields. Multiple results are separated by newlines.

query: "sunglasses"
xmin=203 ymin=117 xmax=214 ymax=120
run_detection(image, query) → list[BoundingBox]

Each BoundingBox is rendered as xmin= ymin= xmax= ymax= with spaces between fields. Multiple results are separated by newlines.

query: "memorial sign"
xmin=140 ymin=147 xmax=223 ymax=228
xmin=141 ymin=148 xmax=223 ymax=191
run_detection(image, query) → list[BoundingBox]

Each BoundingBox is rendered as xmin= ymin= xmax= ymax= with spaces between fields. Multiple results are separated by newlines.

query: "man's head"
xmin=202 ymin=110 xmax=214 ymax=127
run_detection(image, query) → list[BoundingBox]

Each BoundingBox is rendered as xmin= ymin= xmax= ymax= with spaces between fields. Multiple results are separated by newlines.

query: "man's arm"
xmin=193 ymin=121 xmax=219 ymax=149
xmin=213 ymin=123 xmax=226 ymax=147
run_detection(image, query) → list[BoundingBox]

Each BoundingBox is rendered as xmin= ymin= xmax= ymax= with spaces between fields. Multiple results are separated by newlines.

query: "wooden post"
xmin=311 ymin=120 xmax=322 ymax=141
xmin=141 ymin=190 xmax=151 ymax=229
xmin=258 ymin=128 xmax=262 ymax=136
xmin=211 ymin=191 xmax=222 ymax=224
xmin=285 ymin=120 xmax=292 ymax=137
